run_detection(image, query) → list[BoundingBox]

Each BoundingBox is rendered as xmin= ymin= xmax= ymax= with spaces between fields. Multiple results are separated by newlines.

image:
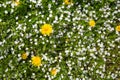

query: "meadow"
xmin=0 ymin=0 xmax=120 ymax=80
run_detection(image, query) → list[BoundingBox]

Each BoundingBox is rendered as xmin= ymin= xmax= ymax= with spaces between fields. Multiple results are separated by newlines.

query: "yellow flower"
xmin=116 ymin=25 xmax=120 ymax=31
xmin=51 ymin=68 xmax=57 ymax=76
xmin=21 ymin=53 xmax=27 ymax=60
xmin=64 ymin=0 xmax=72 ymax=5
xmin=89 ymin=20 xmax=96 ymax=27
xmin=31 ymin=56 xmax=41 ymax=67
xmin=40 ymin=24 xmax=53 ymax=36
xmin=66 ymin=38 xmax=69 ymax=42
xmin=13 ymin=0 xmax=20 ymax=6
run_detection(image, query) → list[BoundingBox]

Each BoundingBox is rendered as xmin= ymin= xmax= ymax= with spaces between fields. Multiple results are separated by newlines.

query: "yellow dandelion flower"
xmin=21 ymin=53 xmax=28 ymax=60
xmin=13 ymin=0 xmax=20 ymax=6
xmin=66 ymin=38 xmax=69 ymax=42
xmin=31 ymin=56 xmax=41 ymax=67
xmin=51 ymin=68 xmax=57 ymax=76
xmin=89 ymin=20 xmax=96 ymax=27
xmin=40 ymin=24 xmax=53 ymax=36
xmin=64 ymin=0 xmax=72 ymax=5
xmin=116 ymin=25 xmax=120 ymax=31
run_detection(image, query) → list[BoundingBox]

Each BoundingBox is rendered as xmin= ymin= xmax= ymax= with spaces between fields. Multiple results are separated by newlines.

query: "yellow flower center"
xmin=31 ymin=56 xmax=41 ymax=67
xmin=40 ymin=24 xmax=53 ymax=36
xmin=51 ymin=69 xmax=57 ymax=76
xmin=89 ymin=20 xmax=96 ymax=27
xmin=21 ymin=53 xmax=27 ymax=60
xmin=116 ymin=25 xmax=120 ymax=31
